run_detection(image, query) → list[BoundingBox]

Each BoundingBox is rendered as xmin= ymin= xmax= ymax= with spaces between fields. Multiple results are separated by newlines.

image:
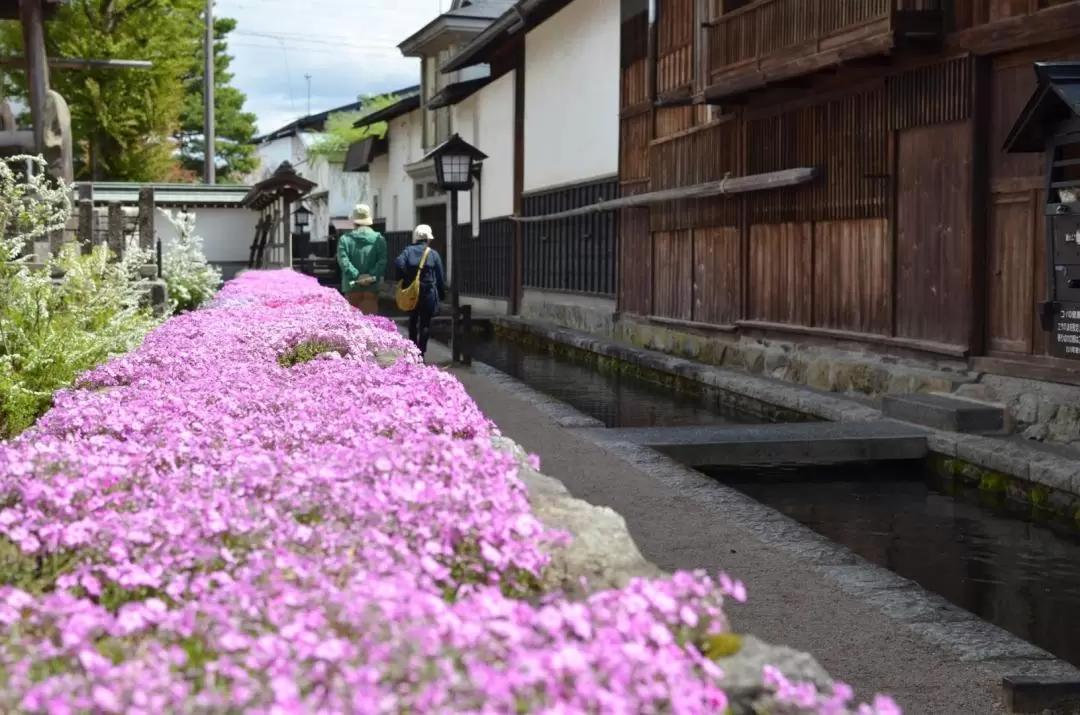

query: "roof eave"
xmin=398 ymin=16 xmax=492 ymax=58
xmin=352 ymin=95 xmax=421 ymax=129
xmin=427 ymin=76 xmax=495 ymax=110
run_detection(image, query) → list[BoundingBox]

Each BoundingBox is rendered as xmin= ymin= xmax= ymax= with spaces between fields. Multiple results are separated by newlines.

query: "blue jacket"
xmin=394 ymin=243 xmax=446 ymax=303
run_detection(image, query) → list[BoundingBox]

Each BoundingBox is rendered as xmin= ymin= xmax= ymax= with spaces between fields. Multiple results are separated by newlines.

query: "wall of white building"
xmin=476 ymin=70 xmax=516 ymax=218
xmin=368 ymin=155 xmax=390 ymax=225
xmin=250 ymin=134 xmax=368 ymax=242
xmin=523 ymin=0 xmax=620 ymax=192
xmin=155 ymin=207 xmax=259 ymax=278
xmin=249 ymin=136 xmax=296 ymax=183
xmin=384 ymin=110 xmax=424 ymax=232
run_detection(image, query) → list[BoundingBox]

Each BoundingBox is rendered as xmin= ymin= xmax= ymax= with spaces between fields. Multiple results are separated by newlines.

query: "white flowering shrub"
xmin=158 ymin=208 xmax=222 ymax=314
xmin=0 ymin=155 xmax=160 ymax=437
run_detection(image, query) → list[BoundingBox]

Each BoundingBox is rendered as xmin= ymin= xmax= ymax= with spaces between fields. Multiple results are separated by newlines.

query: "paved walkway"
xmin=414 ymin=340 xmax=1018 ymax=715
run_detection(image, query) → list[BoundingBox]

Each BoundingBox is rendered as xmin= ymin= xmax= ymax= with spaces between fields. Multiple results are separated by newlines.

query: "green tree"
xmin=0 ymin=0 xmax=205 ymax=181
xmin=305 ymin=93 xmax=397 ymax=161
xmin=174 ymin=17 xmax=258 ymax=182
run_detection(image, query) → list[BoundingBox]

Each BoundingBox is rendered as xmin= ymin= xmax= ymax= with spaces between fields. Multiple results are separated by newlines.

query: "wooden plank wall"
xmin=618 ymin=2 xmax=986 ymax=353
xmin=618 ymin=10 xmax=651 ymax=316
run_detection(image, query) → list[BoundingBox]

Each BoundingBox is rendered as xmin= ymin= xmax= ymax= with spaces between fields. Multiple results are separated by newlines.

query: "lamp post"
xmin=423 ymin=134 xmax=487 ymax=364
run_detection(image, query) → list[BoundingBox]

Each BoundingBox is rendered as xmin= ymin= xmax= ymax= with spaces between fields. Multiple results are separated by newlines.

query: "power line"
xmin=232 ymin=29 xmax=401 ymax=47
xmin=228 ymin=42 xmax=401 ymax=57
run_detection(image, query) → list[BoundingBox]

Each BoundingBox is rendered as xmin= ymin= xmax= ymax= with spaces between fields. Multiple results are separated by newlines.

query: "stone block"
xmin=882 ymin=393 xmax=1005 ymax=434
xmin=1002 ymin=675 xmax=1080 ymax=714
xmin=592 ymin=421 xmax=929 ymax=468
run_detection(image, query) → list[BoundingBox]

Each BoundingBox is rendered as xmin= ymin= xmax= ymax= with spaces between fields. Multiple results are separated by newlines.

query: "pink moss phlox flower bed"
xmin=0 ymin=271 xmax=901 ymax=713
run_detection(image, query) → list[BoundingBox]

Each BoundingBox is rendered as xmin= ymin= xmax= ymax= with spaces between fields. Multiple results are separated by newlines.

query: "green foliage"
xmin=158 ymin=208 xmax=222 ymax=314
xmin=174 ymin=17 xmax=259 ymax=181
xmin=277 ymin=340 xmax=347 ymax=368
xmin=0 ymin=0 xmax=240 ymax=182
xmin=305 ymin=94 xmax=398 ymax=161
xmin=0 ymin=156 xmax=160 ymax=438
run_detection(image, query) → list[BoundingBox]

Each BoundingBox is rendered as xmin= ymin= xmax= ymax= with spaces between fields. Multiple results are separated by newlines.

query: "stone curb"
xmin=489 ymin=316 xmax=1080 ymax=503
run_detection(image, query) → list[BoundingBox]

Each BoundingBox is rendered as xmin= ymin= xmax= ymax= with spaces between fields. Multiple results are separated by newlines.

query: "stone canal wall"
xmin=491 ymin=315 xmax=1080 ymax=528
xmin=515 ymin=301 xmax=1080 ymax=452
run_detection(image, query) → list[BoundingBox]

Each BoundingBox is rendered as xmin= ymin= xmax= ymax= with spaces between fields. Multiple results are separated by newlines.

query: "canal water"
xmin=427 ymin=325 xmax=1080 ymax=668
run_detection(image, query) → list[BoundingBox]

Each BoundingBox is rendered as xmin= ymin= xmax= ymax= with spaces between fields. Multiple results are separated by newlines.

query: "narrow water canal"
xmin=431 ymin=326 xmax=1080 ymax=668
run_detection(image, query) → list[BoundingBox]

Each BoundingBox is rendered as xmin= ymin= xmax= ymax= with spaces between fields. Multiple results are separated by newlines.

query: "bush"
xmin=0 ymin=271 xmax=901 ymax=713
xmin=0 ymin=156 xmax=160 ymax=438
xmin=158 ymin=208 xmax=222 ymax=314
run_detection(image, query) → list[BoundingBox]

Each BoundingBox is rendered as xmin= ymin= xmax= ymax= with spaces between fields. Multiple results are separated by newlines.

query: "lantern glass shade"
xmin=294 ymin=207 xmax=311 ymax=227
xmin=424 ymin=134 xmax=487 ymax=193
xmin=435 ymin=152 xmax=474 ymax=191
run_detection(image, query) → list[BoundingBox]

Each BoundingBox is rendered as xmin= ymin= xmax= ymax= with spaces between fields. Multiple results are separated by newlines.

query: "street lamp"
xmin=292 ymin=204 xmax=312 ymax=236
xmin=422 ymin=133 xmax=487 ymax=364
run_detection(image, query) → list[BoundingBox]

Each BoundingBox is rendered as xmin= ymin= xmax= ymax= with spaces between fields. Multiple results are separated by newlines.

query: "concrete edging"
xmin=489 ymin=316 xmax=1080 ymax=521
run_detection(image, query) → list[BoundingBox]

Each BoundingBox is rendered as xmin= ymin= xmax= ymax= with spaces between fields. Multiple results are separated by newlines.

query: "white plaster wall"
xmin=248 ymin=137 xmax=297 ymax=183
xmin=476 ymin=70 xmax=515 ymax=218
xmin=368 ymin=155 xmax=390 ymax=223
xmin=523 ymin=0 xmax=619 ymax=192
xmin=154 ymin=207 xmax=258 ymax=265
xmin=386 ymin=110 xmax=422 ymax=232
xmin=452 ymin=96 xmax=476 ymax=226
xmin=303 ymin=155 xmax=369 ymax=241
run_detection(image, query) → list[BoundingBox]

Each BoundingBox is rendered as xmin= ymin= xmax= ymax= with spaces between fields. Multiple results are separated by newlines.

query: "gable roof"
xmin=252 ymin=85 xmax=420 ymax=144
xmin=398 ymin=0 xmax=515 ymax=57
xmin=1004 ymin=62 xmax=1080 ymax=154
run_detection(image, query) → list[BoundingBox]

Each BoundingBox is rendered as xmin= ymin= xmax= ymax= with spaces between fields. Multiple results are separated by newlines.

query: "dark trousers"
xmin=407 ymin=291 xmax=438 ymax=357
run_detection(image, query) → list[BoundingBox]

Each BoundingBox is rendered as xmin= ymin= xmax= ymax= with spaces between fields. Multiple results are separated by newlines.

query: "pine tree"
xmin=0 ymin=0 xmax=205 ymax=181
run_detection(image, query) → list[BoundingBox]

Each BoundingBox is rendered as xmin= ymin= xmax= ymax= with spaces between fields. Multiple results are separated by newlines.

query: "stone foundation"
xmin=489 ymin=316 xmax=1080 ymax=510
xmin=510 ymin=302 xmax=1080 ymax=451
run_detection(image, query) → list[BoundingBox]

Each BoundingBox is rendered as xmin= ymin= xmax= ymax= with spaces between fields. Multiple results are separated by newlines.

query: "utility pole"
xmin=304 ymin=74 xmax=311 ymax=116
xmin=203 ymin=0 xmax=216 ymax=184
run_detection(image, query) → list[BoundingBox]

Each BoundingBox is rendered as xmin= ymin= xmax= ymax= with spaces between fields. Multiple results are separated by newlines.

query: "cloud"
xmin=218 ymin=0 xmax=442 ymax=134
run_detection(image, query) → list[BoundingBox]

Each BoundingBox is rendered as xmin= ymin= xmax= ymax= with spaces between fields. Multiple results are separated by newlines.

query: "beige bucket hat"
xmin=351 ymin=203 xmax=373 ymax=226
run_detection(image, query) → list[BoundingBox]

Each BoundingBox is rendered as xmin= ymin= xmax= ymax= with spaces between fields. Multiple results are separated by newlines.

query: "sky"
xmin=217 ymin=0 xmax=448 ymax=136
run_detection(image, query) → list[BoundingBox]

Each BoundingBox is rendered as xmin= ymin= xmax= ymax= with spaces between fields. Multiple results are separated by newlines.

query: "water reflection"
xmin=723 ymin=466 xmax=1080 ymax=667
xmin=451 ymin=331 xmax=758 ymax=428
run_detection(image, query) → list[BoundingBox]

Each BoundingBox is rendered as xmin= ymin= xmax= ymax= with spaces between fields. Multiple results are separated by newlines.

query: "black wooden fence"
xmin=456 ymin=218 xmax=513 ymax=299
xmin=383 ymin=230 xmax=412 ymax=282
xmin=522 ymin=176 xmax=618 ymax=297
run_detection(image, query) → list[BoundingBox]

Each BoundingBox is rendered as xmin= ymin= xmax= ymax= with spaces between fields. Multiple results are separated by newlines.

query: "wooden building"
xmin=617 ymin=0 xmax=1080 ymax=385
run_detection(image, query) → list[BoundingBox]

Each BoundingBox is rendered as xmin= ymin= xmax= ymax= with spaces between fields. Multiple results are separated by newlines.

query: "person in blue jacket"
xmin=394 ymin=224 xmax=446 ymax=358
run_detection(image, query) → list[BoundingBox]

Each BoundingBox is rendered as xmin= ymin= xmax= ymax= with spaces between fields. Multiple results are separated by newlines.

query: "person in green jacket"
xmin=336 ymin=203 xmax=386 ymax=314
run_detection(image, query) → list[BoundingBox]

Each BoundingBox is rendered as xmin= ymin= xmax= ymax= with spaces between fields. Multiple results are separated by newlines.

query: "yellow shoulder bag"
xmin=395 ymin=246 xmax=431 ymax=312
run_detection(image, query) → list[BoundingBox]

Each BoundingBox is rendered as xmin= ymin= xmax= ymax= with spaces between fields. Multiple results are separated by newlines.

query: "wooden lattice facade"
xmin=619 ymin=0 xmax=1080 ymax=384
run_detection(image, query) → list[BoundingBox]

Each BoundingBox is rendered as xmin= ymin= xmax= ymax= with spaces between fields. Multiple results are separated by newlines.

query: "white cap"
xmin=413 ymin=224 xmax=434 ymax=243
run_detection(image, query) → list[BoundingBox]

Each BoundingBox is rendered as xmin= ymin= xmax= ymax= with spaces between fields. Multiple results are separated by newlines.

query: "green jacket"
xmin=336 ymin=227 xmax=387 ymax=294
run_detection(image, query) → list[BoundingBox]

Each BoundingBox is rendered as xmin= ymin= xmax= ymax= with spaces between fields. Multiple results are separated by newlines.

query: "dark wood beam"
xmin=510 ymin=167 xmax=818 ymax=222
xmin=949 ymin=3 xmax=1080 ymax=56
